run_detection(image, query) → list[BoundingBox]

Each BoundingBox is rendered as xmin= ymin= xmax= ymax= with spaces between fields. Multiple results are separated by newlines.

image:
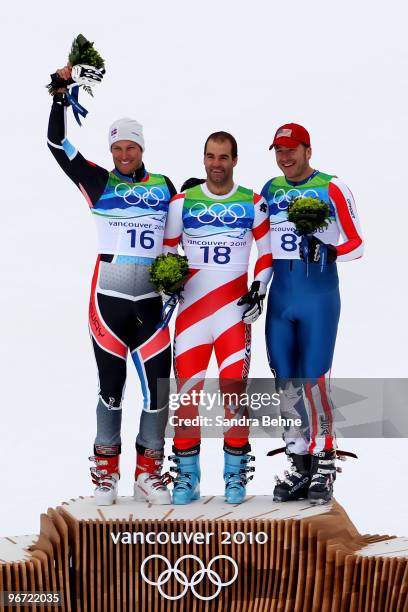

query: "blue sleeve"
xmin=260 ymin=179 xmax=273 ymax=202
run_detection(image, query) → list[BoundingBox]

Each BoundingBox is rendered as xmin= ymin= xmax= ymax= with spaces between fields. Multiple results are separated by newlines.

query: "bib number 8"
xmin=281 ymin=233 xmax=298 ymax=252
xmin=200 ymin=245 xmax=231 ymax=264
xmin=127 ymin=229 xmax=155 ymax=249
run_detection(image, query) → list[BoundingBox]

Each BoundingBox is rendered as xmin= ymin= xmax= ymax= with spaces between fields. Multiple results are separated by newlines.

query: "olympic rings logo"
xmin=114 ymin=184 xmax=166 ymax=207
xmin=189 ymin=202 xmax=246 ymax=225
xmin=273 ymin=188 xmax=320 ymax=210
xmin=140 ymin=554 xmax=238 ymax=601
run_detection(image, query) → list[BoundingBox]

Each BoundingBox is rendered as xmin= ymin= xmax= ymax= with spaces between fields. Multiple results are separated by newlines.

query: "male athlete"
xmin=47 ymin=64 xmax=176 ymax=505
xmin=164 ymin=132 xmax=272 ymax=504
xmin=262 ymin=123 xmax=363 ymax=504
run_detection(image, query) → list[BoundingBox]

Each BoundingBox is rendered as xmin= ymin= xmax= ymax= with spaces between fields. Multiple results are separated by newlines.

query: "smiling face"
xmin=111 ymin=140 xmax=143 ymax=176
xmin=275 ymin=144 xmax=313 ymax=182
xmin=204 ymin=138 xmax=237 ymax=194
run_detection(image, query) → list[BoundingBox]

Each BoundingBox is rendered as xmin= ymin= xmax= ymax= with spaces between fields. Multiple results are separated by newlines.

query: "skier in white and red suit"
xmin=163 ymin=132 xmax=273 ymax=504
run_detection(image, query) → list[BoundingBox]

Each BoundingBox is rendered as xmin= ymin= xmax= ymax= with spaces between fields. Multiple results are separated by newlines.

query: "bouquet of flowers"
xmin=47 ymin=35 xmax=105 ymax=125
xmin=287 ymin=196 xmax=330 ymax=235
xmin=149 ymin=254 xmax=190 ymax=328
xmin=288 ymin=196 xmax=332 ymax=269
xmin=47 ymin=34 xmax=105 ymax=96
xmin=67 ymin=34 xmax=105 ymax=96
xmin=149 ymin=253 xmax=190 ymax=295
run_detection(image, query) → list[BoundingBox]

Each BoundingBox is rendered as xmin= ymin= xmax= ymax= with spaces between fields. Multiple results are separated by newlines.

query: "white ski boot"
xmin=133 ymin=451 xmax=171 ymax=505
xmin=89 ymin=455 xmax=120 ymax=506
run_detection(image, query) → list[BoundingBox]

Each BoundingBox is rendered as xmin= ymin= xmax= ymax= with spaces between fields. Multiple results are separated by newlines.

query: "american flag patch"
xmin=277 ymin=128 xmax=292 ymax=137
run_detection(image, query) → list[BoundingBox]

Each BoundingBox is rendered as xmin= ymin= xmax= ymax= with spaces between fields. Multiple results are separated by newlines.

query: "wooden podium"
xmin=1 ymin=496 xmax=407 ymax=611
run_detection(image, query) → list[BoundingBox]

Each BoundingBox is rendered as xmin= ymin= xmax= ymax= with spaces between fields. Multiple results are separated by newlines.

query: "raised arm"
xmin=47 ymin=64 xmax=108 ymax=206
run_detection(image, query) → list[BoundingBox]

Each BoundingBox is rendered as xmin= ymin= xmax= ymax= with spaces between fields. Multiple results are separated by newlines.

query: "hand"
xmin=56 ymin=64 xmax=72 ymax=81
xmin=71 ymin=64 xmax=105 ymax=87
xmin=180 ymin=177 xmax=205 ymax=192
xmin=299 ymin=236 xmax=337 ymax=264
xmin=237 ymin=281 xmax=267 ymax=324
xmin=160 ymin=290 xmax=183 ymax=327
xmin=49 ymin=64 xmax=73 ymax=92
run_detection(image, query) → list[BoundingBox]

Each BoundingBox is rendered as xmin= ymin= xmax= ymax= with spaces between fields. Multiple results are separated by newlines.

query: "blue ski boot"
xmin=223 ymin=447 xmax=255 ymax=504
xmin=170 ymin=448 xmax=201 ymax=505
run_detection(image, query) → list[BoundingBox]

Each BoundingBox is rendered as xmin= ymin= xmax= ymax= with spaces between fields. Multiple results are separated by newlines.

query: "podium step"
xmin=0 ymin=496 xmax=406 ymax=611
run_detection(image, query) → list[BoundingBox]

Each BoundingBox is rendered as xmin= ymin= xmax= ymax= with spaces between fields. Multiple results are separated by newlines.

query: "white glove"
xmin=71 ymin=64 xmax=105 ymax=87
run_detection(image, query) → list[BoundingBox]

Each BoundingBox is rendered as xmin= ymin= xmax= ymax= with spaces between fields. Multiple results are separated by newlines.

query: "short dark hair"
xmin=204 ymin=131 xmax=238 ymax=158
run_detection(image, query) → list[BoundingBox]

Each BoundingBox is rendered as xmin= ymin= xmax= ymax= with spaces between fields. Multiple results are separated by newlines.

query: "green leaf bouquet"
xmin=287 ymin=196 xmax=331 ymax=235
xmin=47 ymin=34 xmax=105 ymax=97
xmin=149 ymin=254 xmax=190 ymax=295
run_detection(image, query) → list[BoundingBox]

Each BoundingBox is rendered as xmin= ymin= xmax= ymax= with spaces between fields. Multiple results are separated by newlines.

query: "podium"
xmin=1 ymin=496 xmax=407 ymax=611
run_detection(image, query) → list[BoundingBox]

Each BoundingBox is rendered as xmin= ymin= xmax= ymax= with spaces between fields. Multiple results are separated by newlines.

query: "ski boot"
xmin=308 ymin=449 xmax=342 ymax=505
xmin=224 ymin=449 xmax=255 ymax=504
xmin=269 ymin=447 xmax=311 ymax=502
xmin=308 ymin=450 xmax=337 ymax=505
xmin=89 ymin=454 xmax=120 ymax=506
xmin=134 ymin=450 xmax=171 ymax=505
xmin=307 ymin=449 xmax=358 ymax=505
xmin=170 ymin=448 xmax=201 ymax=505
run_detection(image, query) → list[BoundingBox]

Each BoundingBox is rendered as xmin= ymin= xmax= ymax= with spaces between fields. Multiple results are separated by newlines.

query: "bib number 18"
xmin=200 ymin=246 xmax=231 ymax=264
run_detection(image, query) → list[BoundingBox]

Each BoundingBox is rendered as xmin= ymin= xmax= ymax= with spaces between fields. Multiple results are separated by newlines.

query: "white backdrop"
xmin=0 ymin=0 xmax=407 ymax=537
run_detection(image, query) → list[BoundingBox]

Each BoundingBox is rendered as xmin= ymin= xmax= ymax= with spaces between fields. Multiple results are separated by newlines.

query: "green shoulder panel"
xmin=235 ymin=185 xmax=254 ymax=198
xmin=146 ymin=172 xmax=168 ymax=186
xmin=185 ymin=184 xmax=206 ymax=200
xmin=269 ymin=171 xmax=334 ymax=190
xmin=184 ymin=184 xmax=254 ymax=205
xmin=270 ymin=176 xmax=287 ymax=188
xmin=107 ymin=171 xmax=167 ymax=187
xmin=310 ymin=171 xmax=334 ymax=187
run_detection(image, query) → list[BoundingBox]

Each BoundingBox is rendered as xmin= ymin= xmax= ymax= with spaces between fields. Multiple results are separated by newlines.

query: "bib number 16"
xmin=200 ymin=246 xmax=231 ymax=264
xmin=126 ymin=229 xmax=155 ymax=249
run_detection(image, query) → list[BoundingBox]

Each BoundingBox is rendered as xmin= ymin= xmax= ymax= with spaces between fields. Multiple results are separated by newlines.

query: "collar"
xmin=113 ymin=163 xmax=147 ymax=183
xmin=200 ymin=182 xmax=239 ymax=200
xmin=286 ymin=169 xmax=319 ymax=186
